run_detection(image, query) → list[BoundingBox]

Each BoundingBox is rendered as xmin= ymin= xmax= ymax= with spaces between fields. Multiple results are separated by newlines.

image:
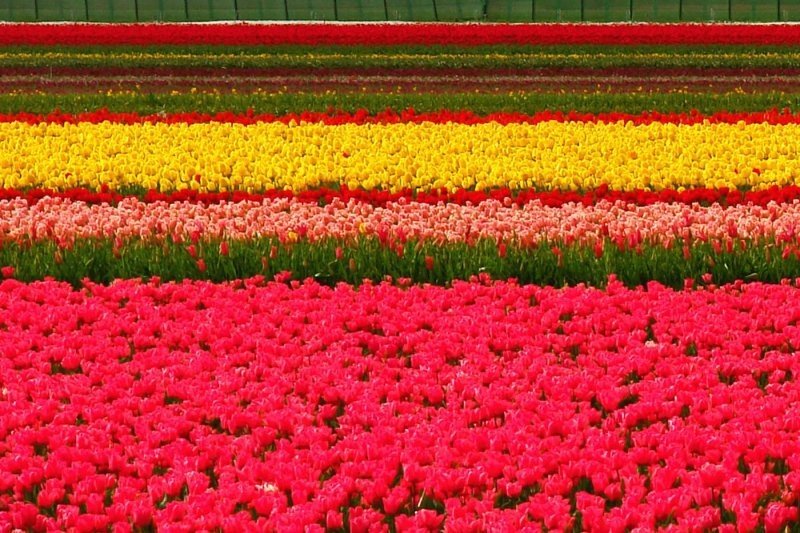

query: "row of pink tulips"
xmin=1 ymin=277 xmax=800 ymax=531
xmin=3 ymin=196 xmax=800 ymax=248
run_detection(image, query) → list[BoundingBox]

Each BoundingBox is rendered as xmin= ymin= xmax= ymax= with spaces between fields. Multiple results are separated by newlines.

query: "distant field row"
xmin=2 ymin=0 xmax=799 ymax=22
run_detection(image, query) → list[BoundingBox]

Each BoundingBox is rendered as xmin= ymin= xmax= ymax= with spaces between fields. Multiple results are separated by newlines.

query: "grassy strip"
xmin=3 ymin=91 xmax=799 ymax=115
xmin=0 ymin=236 xmax=794 ymax=288
xmin=3 ymin=45 xmax=800 ymax=69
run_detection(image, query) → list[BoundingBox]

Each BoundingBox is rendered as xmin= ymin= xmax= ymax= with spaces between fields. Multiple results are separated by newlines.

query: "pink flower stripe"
xmin=1 ymin=277 xmax=800 ymax=530
xmin=4 ymin=108 xmax=800 ymax=126
xmin=5 ymin=196 xmax=800 ymax=249
xmin=2 ymin=22 xmax=800 ymax=46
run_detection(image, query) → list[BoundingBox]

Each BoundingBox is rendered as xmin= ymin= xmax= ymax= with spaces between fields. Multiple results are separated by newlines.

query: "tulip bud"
xmin=593 ymin=240 xmax=604 ymax=259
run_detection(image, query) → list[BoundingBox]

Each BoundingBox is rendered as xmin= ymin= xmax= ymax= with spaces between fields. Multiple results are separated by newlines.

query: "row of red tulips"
xmin=4 ymin=108 xmax=800 ymax=125
xmin=2 ymin=23 xmax=800 ymax=46
xmin=4 ymin=184 xmax=800 ymax=208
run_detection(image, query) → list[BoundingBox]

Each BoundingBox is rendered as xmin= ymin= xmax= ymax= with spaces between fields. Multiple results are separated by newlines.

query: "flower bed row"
xmin=4 ymin=23 xmax=800 ymax=46
xmin=8 ymin=184 xmax=800 ymax=208
xmin=6 ymin=108 xmax=800 ymax=125
xmin=5 ymin=193 xmax=800 ymax=287
xmin=5 ymin=196 xmax=800 ymax=248
xmin=6 ymin=65 xmax=800 ymax=96
xmin=4 ymin=77 xmax=789 ymax=96
xmin=6 ymin=91 xmax=799 ymax=117
xmin=2 ymin=119 xmax=797 ymax=193
xmin=4 ymin=48 xmax=800 ymax=71
xmin=2 ymin=277 xmax=800 ymax=531
xmin=9 ymin=65 xmax=800 ymax=79
xmin=1 ymin=234 xmax=799 ymax=288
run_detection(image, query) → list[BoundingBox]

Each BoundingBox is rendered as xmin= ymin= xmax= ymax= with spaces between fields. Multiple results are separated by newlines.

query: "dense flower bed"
xmin=1 ymin=119 xmax=797 ymax=193
xmin=5 ymin=195 xmax=800 ymax=287
xmin=4 ymin=22 xmax=800 ymax=46
xmin=7 ymin=183 xmax=800 ymax=208
xmin=2 ymin=278 xmax=800 ymax=531
xmin=6 ymin=109 xmax=800 ymax=126
xmin=4 ymin=21 xmax=800 ymax=531
xmin=5 ymin=196 xmax=800 ymax=248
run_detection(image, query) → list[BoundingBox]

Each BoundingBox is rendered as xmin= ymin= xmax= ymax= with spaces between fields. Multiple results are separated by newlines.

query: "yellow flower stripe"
xmin=0 ymin=120 xmax=796 ymax=193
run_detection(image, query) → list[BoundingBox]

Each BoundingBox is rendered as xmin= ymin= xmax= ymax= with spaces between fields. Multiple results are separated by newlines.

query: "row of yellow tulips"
xmin=0 ymin=120 xmax=795 ymax=192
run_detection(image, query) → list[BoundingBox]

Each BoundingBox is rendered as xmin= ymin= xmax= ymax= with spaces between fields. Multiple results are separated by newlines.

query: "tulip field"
xmin=6 ymin=22 xmax=800 ymax=532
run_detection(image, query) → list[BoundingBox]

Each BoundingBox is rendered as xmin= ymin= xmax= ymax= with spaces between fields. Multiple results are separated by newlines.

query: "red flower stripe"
xmin=3 ymin=108 xmax=800 ymax=126
xmin=2 ymin=22 xmax=800 ymax=46
xmin=5 ymin=184 xmax=800 ymax=208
